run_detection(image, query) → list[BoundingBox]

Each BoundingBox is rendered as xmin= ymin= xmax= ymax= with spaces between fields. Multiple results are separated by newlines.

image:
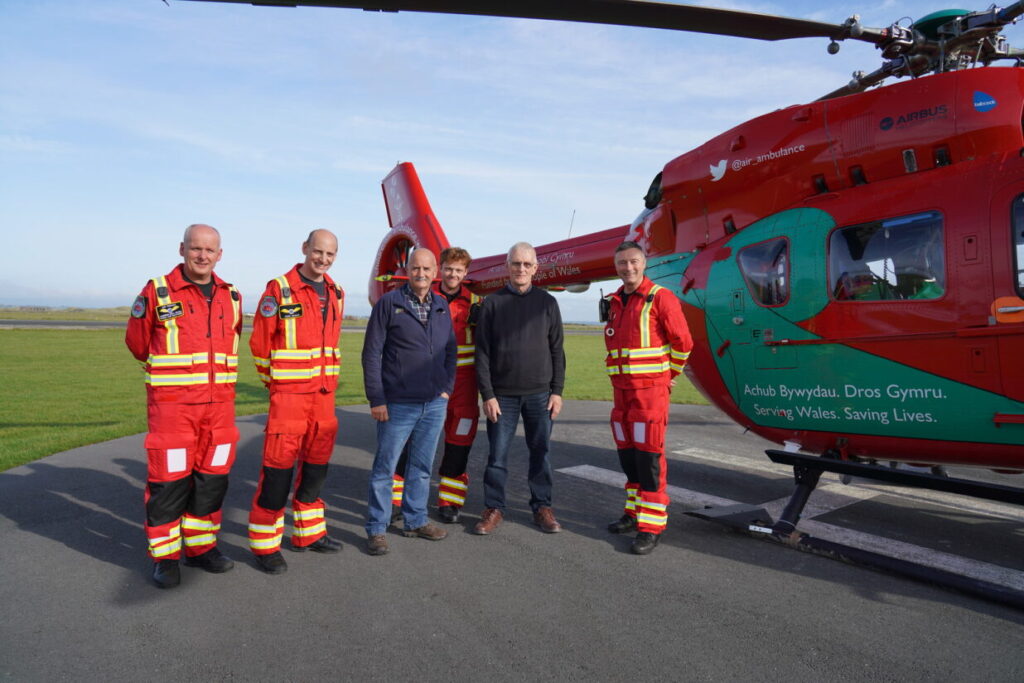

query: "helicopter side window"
xmin=738 ymin=238 xmax=789 ymax=306
xmin=1013 ymin=194 xmax=1024 ymax=296
xmin=830 ymin=212 xmax=945 ymax=302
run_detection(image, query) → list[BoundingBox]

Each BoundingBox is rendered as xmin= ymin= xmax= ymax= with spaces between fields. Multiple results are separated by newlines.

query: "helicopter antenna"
xmin=568 ymin=209 xmax=576 ymax=238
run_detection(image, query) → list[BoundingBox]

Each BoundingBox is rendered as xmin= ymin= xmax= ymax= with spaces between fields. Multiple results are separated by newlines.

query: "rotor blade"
xmin=180 ymin=0 xmax=884 ymax=44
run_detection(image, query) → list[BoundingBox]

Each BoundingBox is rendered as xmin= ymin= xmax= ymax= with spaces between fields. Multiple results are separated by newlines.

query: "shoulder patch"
xmin=259 ymin=295 xmax=278 ymax=317
xmin=231 ymin=289 xmax=240 ymax=301
xmin=131 ymin=295 xmax=147 ymax=318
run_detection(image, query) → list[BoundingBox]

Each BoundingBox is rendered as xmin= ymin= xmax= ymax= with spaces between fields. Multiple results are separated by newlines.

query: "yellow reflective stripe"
xmin=229 ymin=285 xmax=241 ymax=355
xmin=324 ymin=365 xmax=340 ymax=376
xmin=639 ymin=501 xmax=668 ymax=513
xmin=293 ymin=521 xmax=327 ymax=537
xmin=248 ymin=520 xmax=284 ymax=534
xmin=639 ymin=285 xmax=662 ymax=349
xmin=636 ymin=514 xmax=668 ymax=526
xmin=181 ymin=518 xmax=219 ymax=531
xmin=149 ymin=526 xmax=181 ymax=546
xmin=606 ymin=366 xmax=621 ymax=375
xmin=456 ymin=358 xmax=476 ymax=367
xmin=213 ymin=353 xmax=239 ymax=367
xmin=269 ymin=368 xmax=316 ymax=380
xmin=183 ymin=533 xmax=217 ymax=546
xmin=271 ymin=348 xmax=315 ymax=361
xmin=152 ymin=276 xmax=181 ymax=355
xmin=670 ymin=349 xmax=691 ymax=361
xmin=275 ymin=275 xmax=297 ymax=350
xmin=619 ymin=362 xmax=671 ymax=374
xmin=440 ymin=477 xmax=468 ymax=492
xmin=148 ymin=352 xmax=208 ymax=367
xmin=250 ymin=535 xmax=283 ymax=550
xmin=150 ymin=538 xmax=182 ymax=557
xmin=438 ymin=491 xmax=466 ymax=505
xmin=293 ymin=507 xmax=325 ymax=522
xmin=253 ymin=356 xmax=271 ymax=368
xmin=214 ymin=372 xmax=238 ymax=384
xmin=145 ymin=373 xmax=210 ymax=386
xmin=457 ymin=345 xmax=475 ymax=354
xmin=617 ymin=345 xmax=670 ymax=359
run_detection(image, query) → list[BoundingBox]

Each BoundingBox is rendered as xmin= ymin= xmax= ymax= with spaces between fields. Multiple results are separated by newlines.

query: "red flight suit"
xmin=393 ymin=284 xmax=482 ymax=510
xmin=248 ymin=265 xmax=344 ymax=554
xmin=604 ymin=277 xmax=692 ymax=535
xmin=125 ymin=265 xmax=243 ymax=561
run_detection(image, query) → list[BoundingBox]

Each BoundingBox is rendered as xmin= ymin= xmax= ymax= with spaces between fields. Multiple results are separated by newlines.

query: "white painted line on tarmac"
xmin=557 ymin=463 xmax=1024 ymax=592
xmin=673 ymin=447 xmax=1024 ymax=523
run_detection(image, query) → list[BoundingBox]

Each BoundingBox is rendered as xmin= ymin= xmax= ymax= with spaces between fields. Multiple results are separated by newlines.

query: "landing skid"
xmin=685 ymin=450 xmax=1024 ymax=610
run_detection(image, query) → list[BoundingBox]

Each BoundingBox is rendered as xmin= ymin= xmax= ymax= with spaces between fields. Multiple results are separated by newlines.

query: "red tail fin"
xmin=369 ymin=162 xmax=451 ymax=304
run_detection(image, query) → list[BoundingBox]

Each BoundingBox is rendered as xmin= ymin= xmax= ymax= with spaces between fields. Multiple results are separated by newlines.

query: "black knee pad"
xmin=294 ymin=462 xmax=328 ymax=504
xmin=256 ymin=466 xmax=294 ymax=511
xmin=616 ymin=448 xmax=638 ymax=483
xmin=438 ymin=443 xmax=471 ymax=478
xmin=189 ymin=472 xmax=229 ymax=516
xmin=634 ymin=450 xmax=663 ymax=492
xmin=147 ymin=477 xmax=192 ymax=526
xmin=395 ymin=442 xmax=410 ymax=478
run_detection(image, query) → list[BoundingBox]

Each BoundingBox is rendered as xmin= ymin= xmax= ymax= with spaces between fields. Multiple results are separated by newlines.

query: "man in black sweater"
xmin=473 ymin=242 xmax=566 ymax=535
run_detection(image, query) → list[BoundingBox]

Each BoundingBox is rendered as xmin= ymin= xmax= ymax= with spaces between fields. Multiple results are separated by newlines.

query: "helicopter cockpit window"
xmin=1013 ymin=194 xmax=1024 ymax=296
xmin=738 ymin=238 xmax=789 ymax=306
xmin=644 ymin=172 xmax=663 ymax=210
xmin=830 ymin=212 xmax=945 ymax=301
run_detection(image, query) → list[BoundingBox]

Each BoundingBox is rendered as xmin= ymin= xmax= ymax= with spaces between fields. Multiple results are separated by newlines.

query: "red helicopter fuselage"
xmin=371 ymin=66 xmax=1024 ymax=470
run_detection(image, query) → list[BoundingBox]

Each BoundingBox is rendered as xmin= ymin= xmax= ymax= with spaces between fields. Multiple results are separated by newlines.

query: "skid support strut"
xmin=772 ymin=463 xmax=823 ymax=536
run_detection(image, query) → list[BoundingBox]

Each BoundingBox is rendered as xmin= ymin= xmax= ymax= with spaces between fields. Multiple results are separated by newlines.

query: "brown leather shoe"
xmin=533 ymin=506 xmax=562 ymax=533
xmin=401 ymin=523 xmax=447 ymax=541
xmin=366 ymin=534 xmax=389 ymax=556
xmin=473 ymin=508 xmax=503 ymax=535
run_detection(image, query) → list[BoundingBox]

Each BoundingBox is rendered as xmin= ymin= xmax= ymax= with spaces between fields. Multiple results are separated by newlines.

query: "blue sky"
xmin=3 ymin=0 xmax=1020 ymax=320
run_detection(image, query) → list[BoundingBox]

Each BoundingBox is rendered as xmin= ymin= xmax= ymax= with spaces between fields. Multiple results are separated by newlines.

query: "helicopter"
xmin=185 ymin=2 xmax=1024 ymax=576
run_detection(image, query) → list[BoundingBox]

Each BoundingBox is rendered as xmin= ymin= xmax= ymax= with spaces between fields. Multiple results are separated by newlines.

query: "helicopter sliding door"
xmin=991 ymin=187 xmax=1024 ymax=403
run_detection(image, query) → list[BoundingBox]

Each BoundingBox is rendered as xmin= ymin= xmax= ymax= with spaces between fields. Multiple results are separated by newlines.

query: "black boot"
xmin=607 ymin=514 xmax=637 ymax=534
xmin=254 ymin=551 xmax=288 ymax=575
xmin=183 ymin=547 xmax=234 ymax=573
xmin=630 ymin=532 xmax=660 ymax=555
xmin=152 ymin=559 xmax=181 ymax=588
xmin=438 ymin=505 xmax=460 ymax=524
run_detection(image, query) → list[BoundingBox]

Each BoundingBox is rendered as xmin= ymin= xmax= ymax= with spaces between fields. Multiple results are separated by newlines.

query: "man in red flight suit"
xmin=392 ymin=247 xmax=482 ymax=524
xmin=603 ymin=241 xmax=693 ymax=555
xmin=126 ymin=223 xmax=243 ymax=589
xmin=248 ymin=229 xmax=345 ymax=575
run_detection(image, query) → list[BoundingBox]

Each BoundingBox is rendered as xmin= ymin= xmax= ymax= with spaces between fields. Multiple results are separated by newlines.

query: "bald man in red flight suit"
xmin=392 ymin=247 xmax=482 ymax=524
xmin=603 ymin=240 xmax=693 ymax=555
xmin=248 ymin=229 xmax=345 ymax=575
xmin=126 ymin=223 xmax=243 ymax=589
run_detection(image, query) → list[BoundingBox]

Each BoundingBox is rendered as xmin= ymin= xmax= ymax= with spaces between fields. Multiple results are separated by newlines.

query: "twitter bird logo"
xmin=709 ymin=160 xmax=727 ymax=182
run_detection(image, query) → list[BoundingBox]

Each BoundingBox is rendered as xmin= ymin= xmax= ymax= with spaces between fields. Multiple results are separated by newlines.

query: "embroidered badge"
xmin=131 ymin=296 xmax=147 ymax=318
xmin=279 ymin=303 xmax=303 ymax=319
xmin=259 ymin=295 xmax=278 ymax=317
xmin=394 ymin=307 xmax=405 ymax=314
xmin=156 ymin=302 xmax=184 ymax=321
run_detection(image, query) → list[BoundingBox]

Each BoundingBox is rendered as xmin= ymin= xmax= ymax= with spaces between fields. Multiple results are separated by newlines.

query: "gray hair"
xmin=506 ymin=241 xmax=536 ymax=263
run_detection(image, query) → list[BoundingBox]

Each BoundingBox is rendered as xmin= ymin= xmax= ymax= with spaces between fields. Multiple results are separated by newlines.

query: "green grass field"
xmin=0 ymin=327 xmax=705 ymax=471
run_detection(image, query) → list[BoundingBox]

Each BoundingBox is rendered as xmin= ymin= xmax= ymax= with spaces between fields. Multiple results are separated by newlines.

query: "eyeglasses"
xmin=509 ymin=261 xmax=536 ymax=269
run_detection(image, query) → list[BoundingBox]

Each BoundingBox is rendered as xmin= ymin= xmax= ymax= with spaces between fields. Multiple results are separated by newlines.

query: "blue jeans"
xmin=365 ymin=396 xmax=447 ymax=536
xmin=483 ymin=392 xmax=553 ymax=512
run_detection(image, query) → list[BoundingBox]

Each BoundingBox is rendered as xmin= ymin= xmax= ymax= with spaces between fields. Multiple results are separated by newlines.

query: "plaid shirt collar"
xmin=403 ymin=283 xmax=431 ymax=325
